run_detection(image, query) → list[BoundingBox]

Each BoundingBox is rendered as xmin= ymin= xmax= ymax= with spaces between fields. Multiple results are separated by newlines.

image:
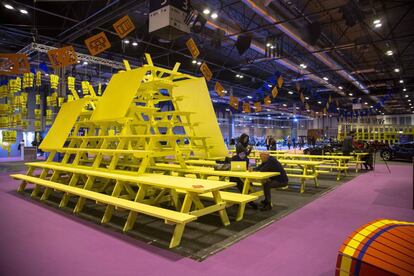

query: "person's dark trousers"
xmin=263 ymin=180 xmax=288 ymax=204
xmin=229 ymin=177 xmax=244 ymax=192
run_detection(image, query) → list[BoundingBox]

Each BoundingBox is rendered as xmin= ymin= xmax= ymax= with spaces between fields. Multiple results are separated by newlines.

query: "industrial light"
xmin=283 ymin=103 xmax=287 ymax=107
xmin=370 ymin=105 xmax=373 ymax=108
xmin=124 ymin=40 xmax=130 ymax=44
xmin=409 ymin=99 xmax=412 ymax=102
xmin=299 ymin=63 xmax=307 ymax=69
xmin=374 ymin=23 xmax=382 ymax=28
xmin=403 ymin=88 xmax=407 ymax=91
xmin=192 ymin=60 xmax=197 ymax=64
xmin=338 ymin=86 xmax=343 ymax=90
xmin=266 ymin=43 xmax=271 ymax=47
xmin=386 ymin=50 xmax=393 ymax=56
xmin=405 ymin=94 xmax=409 ymax=97
xmin=349 ymin=93 xmax=353 ymax=96
xmin=203 ymin=8 xmax=210 ymax=15
xmin=364 ymin=102 xmax=368 ymax=105
xmin=19 ymin=9 xmax=28 ymax=14
xmin=211 ymin=12 xmax=218 ymax=19
xmin=83 ymin=61 xmax=88 ymax=65
xmin=318 ymin=101 xmax=322 ymax=104
xmin=223 ymin=90 xmax=228 ymax=94
xmin=45 ymin=73 xmax=49 ymax=76
xmin=196 ymin=61 xmax=202 ymax=65
xmin=296 ymin=106 xmax=299 ymax=109
xmin=225 ymin=108 xmax=230 ymax=111
xmin=394 ymin=68 xmax=400 ymax=72
xmin=268 ymin=84 xmax=272 ymax=87
xmin=270 ymin=45 xmax=275 ymax=49
xmin=399 ymin=79 xmax=404 ymax=83
xmin=288 ymin=91 xmax=293 ymax=94
xmin=247 ymin=96 xmax=253 ymax=99
xmin=305 ymin=96 xmax=309 ymax=100
xmin=132 ymin=42 xmax=138 ymax=46
xmin=4 ymin=4 xmax=14 ymax=9
xmin=323 ymin=77 xmax=329 ymax=81
xmin=373 ymin=19 xmax=381 ymax=25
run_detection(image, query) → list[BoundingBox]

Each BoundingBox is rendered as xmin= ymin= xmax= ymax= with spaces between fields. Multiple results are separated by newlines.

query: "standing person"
xmin=342 ymin=131 xmax=355 ymax=156
xmin=292 ymin=137 xmax=296 ymax=149
xmin=269 ymin=138 xmax=277 ymax=150
xmin=236 ymin=133 xmax=252 ymax=156
xmin=254 ymin=152 xmax=289 ymax=211
xmin=265 ymin=136 xmax=271 ymax=150
xmin=299 ymin=137 xmax=304 ymax=150
xmin=362 ymin=142 xmax=374 ymax=170
xmin=18 ymin=139 xmax=25 ymax=160
xmin=287 ymin=136 xmax=292 ymax=150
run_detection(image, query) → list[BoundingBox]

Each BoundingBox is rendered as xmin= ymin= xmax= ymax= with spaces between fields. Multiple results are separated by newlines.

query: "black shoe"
xmin=248 ymin=202 xmax=258 ymax=210
xmin=260 ymin=202 xmax=272 ymax=211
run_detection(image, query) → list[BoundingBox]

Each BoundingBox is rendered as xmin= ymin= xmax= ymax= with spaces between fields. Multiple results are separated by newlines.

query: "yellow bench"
xmin=11 ymin=174 xmax=197 ymax=248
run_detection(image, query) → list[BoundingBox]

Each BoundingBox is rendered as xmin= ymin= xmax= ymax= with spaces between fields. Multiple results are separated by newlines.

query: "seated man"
xmin=254 ymin=152 xmax=288 ymax=211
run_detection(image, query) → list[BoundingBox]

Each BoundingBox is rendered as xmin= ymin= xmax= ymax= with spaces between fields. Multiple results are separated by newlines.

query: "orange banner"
xmin=254 ymin=102 xmax=262 ymax=112
xmin=214 ymin=81 xmax=225 ymax=97
xmin=229 ymin=96 xmax=239 ymax=110
xmin=300 ymin=92 xmax=305 ymax=103
xmin=186 ymin=38 xmax=200 ymax=59
xmin=200 ymin=62 xmax=213 ymax=81
xmin=85 ymin=32 xmax=111 ymax=56
xmin=47 ymin=46 xmax=78 ymax=68
xmin=271 ymin=86 xmax=279 ymax=98
xmin=277 ymin=75 xmax=284 ymax=88
xmin=113 ymin=15 xmax=135 ymax=38
xmin=243 ymin=102 xmax=251 ymax=113
xmin=0 ymin=53 xmax=30 ymax=75
xmin=264 ymin=95 xmax=271 ymax=106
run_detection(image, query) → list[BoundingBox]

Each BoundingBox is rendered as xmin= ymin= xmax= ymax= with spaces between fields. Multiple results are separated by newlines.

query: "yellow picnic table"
xmin=325 ymin=151 xmax=369 ymax=172
xmin=18 ymin=161 xmax=236 ymax=248
xmin=149 ymin=163 xmax=279 ymax=220
xmin=185 ymin=159 xmax=217 ymax=167
xmin=271 ymin=153 xmax=352 ymax=180
xmin=276 ymin=159 xmax=325 ymax=193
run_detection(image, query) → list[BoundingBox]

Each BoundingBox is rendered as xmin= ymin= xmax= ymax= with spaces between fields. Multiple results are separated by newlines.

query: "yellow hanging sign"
xmin=186 ymin=38 xmax=200 ymax=59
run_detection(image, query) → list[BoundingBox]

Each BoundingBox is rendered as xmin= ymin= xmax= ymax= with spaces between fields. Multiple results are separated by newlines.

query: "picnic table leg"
xmin=212 ymin=190 xmax=230 ymax=226
xmin=298 ymin=165 xmax=307 ymax=193
xmin=355 ymin=156 xmax=359 ymax=173
xmin=311 ymin=165 xmax=318 ymax=187
xmin=40 ymin=170 xmax=62 ymax=201
xmin=31 ymin=168 xmax=50 ymax=197
xmin=17 ymin=166 xmax=35 ymax=192
xmin=59 ymin=174 xmax=80 ymax=208
xmin=336 ymin=160 xmax=342 ymax=181
xmin=74 ymin=176 xmax=96 ymax=213
xmin=170 ymin=223 xmax=186 ymax=248
xmin=102 ymin=180 xmax=124 ymax=224
xmin=236 ymin=178 xmax=251 ymax=221
xmin=123 ymin=184 xmax=148 ymax=232
xmin=169 ymin=189 xmax=182 ymax=210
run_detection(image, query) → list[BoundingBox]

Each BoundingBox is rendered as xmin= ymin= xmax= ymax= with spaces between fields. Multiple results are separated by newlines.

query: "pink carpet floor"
xmin=0 ymin=164 xmax=413 ymax=276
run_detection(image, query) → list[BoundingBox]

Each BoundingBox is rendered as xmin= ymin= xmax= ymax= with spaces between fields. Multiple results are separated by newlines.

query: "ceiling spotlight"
xmin=83 ymin=61 xmax=88 ymax=65
xmin=132 ymin=42 xmax=138 ymax=46
xmin=247 ymin=96 xmax=253 ymax=99
xmin=270 ymin=45 xmax=275 ymax=49
xmin=192 ymin=60 xmax=197 ymax=64
xmin=239 ymin=75 xmax=244 ymax=79
xmin=268 ymin=84 xmax=272 ymax=87
xmin=338 ymin=86 xmax=343 ymax=90
xmin=266 ymin=43 xmax=271 ymax=47
xmin=405 ymin=94 xmax=409 ymax=98
xmin=288 ymin=91 xmax=293 ymax=94
xmin=236 ymin=74 xmax=240 ymax=77
xmin=374 ymin=23 xmax=382 ymax=28
xmin=399 ymin=79 xmax=404 ymax=83
xmin=282 ymin=103 xmax=287 ymax=107
xmin=124 ymin=39 xmax=130 ymax=44
xmin=45 ymin=73 xmax=49 ymax=76
xmin=196 ymin=61 xmax=202 ymax=65
xmin=394 ymin=68 xmax=400 ymax=73
xmin=305 ymin=96 xmax=309 ymax=100
xmin=370 ymin=105 xmax=373 ymax=108
xmin=349 ymin=93 xmax=353 ymax=96
xmin=211 ymin=12 xmax=218 ymax=19
xmin=299 ymin=63 xmax=307 ymax=69
xmin=409 ymin=99 xmax=412 ymax=102
xmin=323 ymin=77 xmax=329 ymax=81
xmin=364 ymin=102 xmax=368 ymax=105
xmin=386 ymin=50 xmax=393 ymax=56
xmin=318 ymin=101 xmax=322 ymax=104
xmin=77 ymin=60 xmax=80 ymax=63
xmin=403 ymin=88 xmax=406 ymax=92
xmin=373 ymin=19 xmax=381 ymax=25
xmin=4 ymin=4 xmax=14 ymax=9
xmin=19 ymin=9 xmax=28 ymax=14
xmin=203 ymin=8 xmax=210 ymax=15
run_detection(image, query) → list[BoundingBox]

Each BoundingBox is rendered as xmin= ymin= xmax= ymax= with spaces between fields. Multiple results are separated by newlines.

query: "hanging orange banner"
xmin=277 ymin=75 xmax=284 ymax=88
xmin=113 ymin=15 xmax=135 ymax=39
xmin=186 ymin=38 xmax=200 ymax=59
xmin=85 ymin=32 xmax=111 ymax=56
xmin=264 ymin=95 xmax=271 ymax=106
xmin=0 ymin=53 xmax=30 ymax=75
xmin=229 ymin=96 xmax=239 ymax=110
xmin=200 ymin=62 xmax=213 ymax=81
xmin=243 ymin=102 xmax=251 ymax=113
xmin=47 ymin=46 xmax=78 ymax=68
xmin=214 ymin=81 xmax=225 ymax=97
xmin=300 ymin=92 xmax=305 ymax=103
xmin=271 ymin=86 xmax=279 ymax=98
xmin=254 ymin=102 xmax=262 ymax=112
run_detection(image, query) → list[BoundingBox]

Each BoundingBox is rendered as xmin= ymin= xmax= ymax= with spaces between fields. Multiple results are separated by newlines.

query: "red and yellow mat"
xmin=336 ymin=219 xmax=414 ymax=275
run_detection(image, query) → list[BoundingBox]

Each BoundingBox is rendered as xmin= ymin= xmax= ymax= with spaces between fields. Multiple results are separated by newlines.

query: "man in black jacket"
xmin=255 ymin=152 xmax=288 ymax=211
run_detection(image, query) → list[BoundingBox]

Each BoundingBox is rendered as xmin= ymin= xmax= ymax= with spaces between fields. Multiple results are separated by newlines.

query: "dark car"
xmin=380 ymin=142 xmax=414 ymax=161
